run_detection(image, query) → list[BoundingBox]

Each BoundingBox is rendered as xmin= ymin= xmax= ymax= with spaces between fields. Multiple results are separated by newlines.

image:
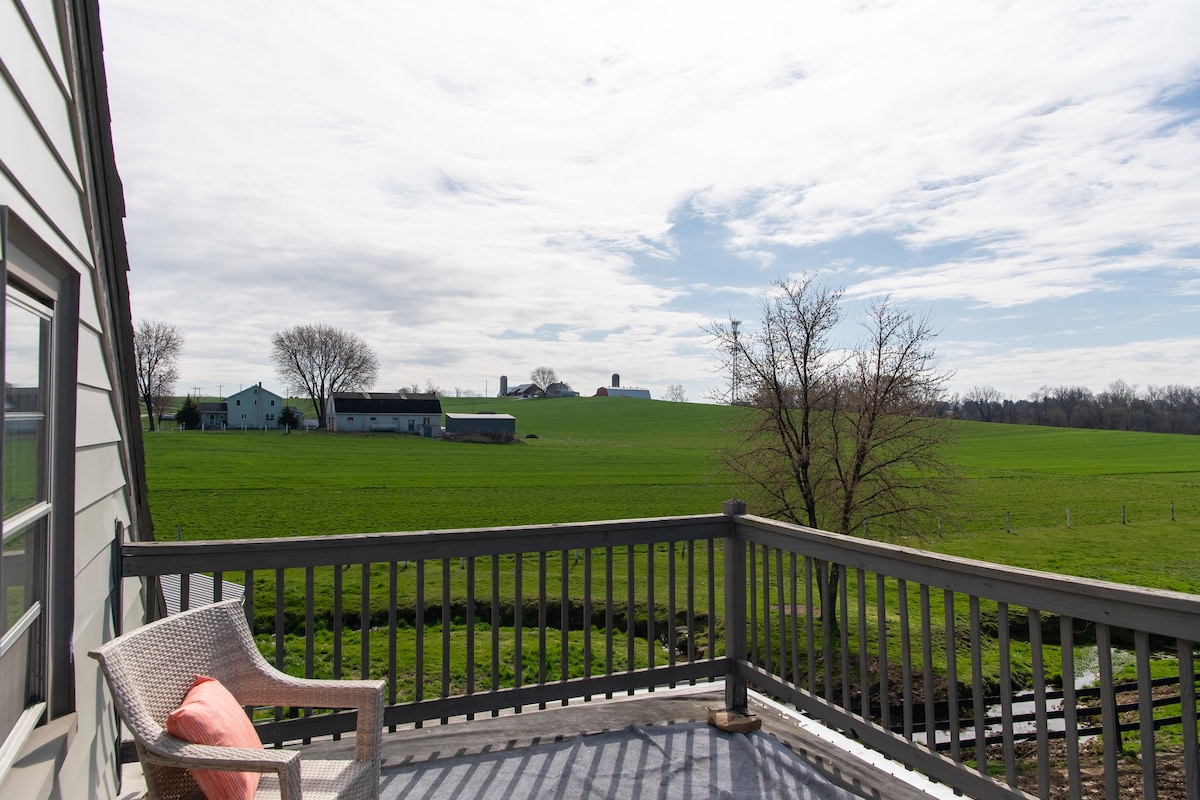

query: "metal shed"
xmin=445 ymin=413 xmax=517 ymax=438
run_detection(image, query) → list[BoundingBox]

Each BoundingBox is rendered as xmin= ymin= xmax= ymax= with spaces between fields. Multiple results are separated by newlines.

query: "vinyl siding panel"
xmin=62 ymin=599 xmax=121 ymax=800
xmin=77 ymin=322 xmax=113 ymax=390
xmin=74 ymin=444 xmax=126 ymax=514
xmin=13 ymin=0 xmax=70 ymax=88
xmin=0 ymin=0 xmax=80 ymax=187
xmin=76 ymin=385 xmax=122 ymax=448
xmin=73 ymin=490 xmax=131 ymax=575
xmin=0 ymin=78 xmax=88 ymax=255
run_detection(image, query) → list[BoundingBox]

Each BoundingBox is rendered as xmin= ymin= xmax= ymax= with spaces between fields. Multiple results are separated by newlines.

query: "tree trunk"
xmin=143 ymin=395 xmax=156 ymax=432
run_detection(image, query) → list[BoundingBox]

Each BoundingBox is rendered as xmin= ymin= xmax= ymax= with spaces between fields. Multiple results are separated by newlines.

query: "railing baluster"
xmin=857 ymin=568 xmax=868 ymax=720
xmin=561 ymin=549 xmax=569 ymax=705
xmin=331 ymin=563 xmax=340 ymax=681
xmin=538 ymin=551 xmax=548 ymax=709
xmin=777 ymin=549 xmax=787 ymax=686
xmin=1029 ymin=607 xmax=1049 ymax=799
xmin=669 ymin=539 xmax=677 ymax=688
xmin=998 ymin=602 xmax=1015 ymax=787
xmin=877 ymin=574 xmax=889 ymax=733
xmin=1097 ymin=622 xmax=1119 ymax=800
xmin=605 ymin=546 xmax=614 ymax=698
xmin=213 ymin=571 xmax=223 ymax=602
xmin=687 ymin=541 xmax=696 ymax=682
xmin=944 ymin=589 xmax=959 ymax=761
xmin=466 ymin=556 xmax=475 ymax=720
xmin=360 ymin=563 xmax=370 ymax=683
xmin=1136 ymin=629 xmax=1157 ymax=800
xmin=762 ymin=545 xmax=772 ymax=675
xmin=700 ymin=537 xmax=710 ymax=671
xmin=584 ymin=547 xmax=592 ymax=698
xmin=821 ymin=560 xmax=834 ymax=701
xmin=749 ymin=544 xmax=759 ymax=668
xmin=180 ymin=572 xmax=190 ymax=614
xmin=839 ymin=562 xmax=850 ymax=712
xmin=970 ymin=595 xmax=985 ymax=777
xmin=415 ymin=560 xmax=424 ymax=724
xmin=791 ymin=554 xmax=800 ymax=688
xmin=899 ymin=578 xmax=913 ymax=740
xmin=921 ymin=584 xmax=935 ymax=751
xmin=627 ymin=545 xmax=635 ymax=695
xmin=388 ymin=562 xmax=397 ymax=731
xmin=1060 ymin=616 xmax=1081 ymax=800
xmin=514 ymin=552 xmax=523 ymax=710
xmin=243 ymin=569 xmax=254 ymax=633
xmin=806 ymin=557 xmax=816 ymax=695
xmin=304 ymin=566 xmax=315 ymax=744
xmin=491 ymin=555 xmax=500 ymax=716
xmin=441 ymin=558 xmax=451 ymax=723
xmin=1178 ymin=639 xmax=1198 ymax=800
xmin=275 ymin=568 xmax=286 ymax=741
xmin=647 ymin=542 xmax=655 ymax=683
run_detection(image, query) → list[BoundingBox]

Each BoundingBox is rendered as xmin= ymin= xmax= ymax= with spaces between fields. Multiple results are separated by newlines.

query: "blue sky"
xmin=99 ymin=1 xmax=1200 ymax=403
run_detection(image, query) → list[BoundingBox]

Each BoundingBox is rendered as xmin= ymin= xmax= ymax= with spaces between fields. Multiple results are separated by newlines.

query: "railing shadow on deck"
xmin=119 ymin=503 xmax=1200 ymax=800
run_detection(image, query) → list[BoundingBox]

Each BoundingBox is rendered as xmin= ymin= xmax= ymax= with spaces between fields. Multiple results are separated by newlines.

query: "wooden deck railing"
xmin=119 ymin=504 xmax=1200 ymax=800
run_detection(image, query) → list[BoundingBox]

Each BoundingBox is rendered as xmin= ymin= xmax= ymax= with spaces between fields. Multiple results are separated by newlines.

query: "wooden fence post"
xmin=723 ymin=499 xmax=748 ymax=713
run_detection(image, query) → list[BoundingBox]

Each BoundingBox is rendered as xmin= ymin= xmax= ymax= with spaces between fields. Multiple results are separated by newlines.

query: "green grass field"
xmin=143 ymin=396 xmax=1200 ymax=593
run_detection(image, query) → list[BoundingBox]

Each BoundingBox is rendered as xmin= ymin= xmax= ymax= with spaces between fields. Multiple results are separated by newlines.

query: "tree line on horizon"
xmin=947 ymin=381 xmax=1200 ymax=435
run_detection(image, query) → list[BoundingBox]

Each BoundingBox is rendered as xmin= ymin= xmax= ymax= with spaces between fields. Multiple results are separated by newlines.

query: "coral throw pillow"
xmin=166 ymin=674 xmax=263 ymax=799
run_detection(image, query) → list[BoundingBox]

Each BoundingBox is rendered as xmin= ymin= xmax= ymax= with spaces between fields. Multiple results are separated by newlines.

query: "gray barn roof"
xmin=330 ymin=392 xmax=442 ymax=415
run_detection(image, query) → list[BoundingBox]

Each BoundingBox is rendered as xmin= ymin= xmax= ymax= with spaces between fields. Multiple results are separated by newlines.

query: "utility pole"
xmin=730 ymin=319 xmax=741 ymax=405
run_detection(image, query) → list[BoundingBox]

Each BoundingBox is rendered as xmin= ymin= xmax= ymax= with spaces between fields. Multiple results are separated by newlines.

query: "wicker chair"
xmin=90 ymin=598 xmax=384 ymax=799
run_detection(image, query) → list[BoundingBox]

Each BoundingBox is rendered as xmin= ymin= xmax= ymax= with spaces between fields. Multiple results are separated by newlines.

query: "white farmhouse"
xmin=225 ymin=382 xmax=286 ymax=429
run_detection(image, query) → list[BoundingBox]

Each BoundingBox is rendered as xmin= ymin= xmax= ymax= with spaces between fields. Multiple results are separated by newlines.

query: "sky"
xmin=98 ymin=1 xmax=1200 ymax=404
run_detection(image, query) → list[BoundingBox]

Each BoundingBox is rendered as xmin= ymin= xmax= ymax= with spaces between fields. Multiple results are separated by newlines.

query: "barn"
xmin=445 ymin=413 xmax=517 ymax=439
xmin=326 ymin=392 xmax=442 ymax=434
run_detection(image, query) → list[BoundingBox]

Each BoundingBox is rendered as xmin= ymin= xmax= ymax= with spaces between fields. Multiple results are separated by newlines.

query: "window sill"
xmin=0 ymin=713 xmax=76 ymax=800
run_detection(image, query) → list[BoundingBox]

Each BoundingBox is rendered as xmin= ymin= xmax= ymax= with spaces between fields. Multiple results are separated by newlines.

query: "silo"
xmin=612 ymin=373 xmax=620 ymax=387
xmin=500 ymin=376 xmax=508 ymax=397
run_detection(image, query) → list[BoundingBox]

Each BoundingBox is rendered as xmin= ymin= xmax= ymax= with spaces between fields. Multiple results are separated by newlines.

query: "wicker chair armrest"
xmin=143 ymin=736 xmax=303 ymax=798
xmin=237 ymin=674 xmax=385 ymax=764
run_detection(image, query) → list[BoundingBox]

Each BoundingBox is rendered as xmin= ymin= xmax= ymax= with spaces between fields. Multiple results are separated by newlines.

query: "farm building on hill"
xmin=505 ymin=383 xmax=544 ymax=398
xmin=327 ymin=392 xmax=442 ymax=434
xmin=595 ymin=386 xmax=652 ymax=399
xmin=226 ymin=383 xmax=285 ymax=428
xmin=445 ymin=413 xmax=517 ymax=438
xmin=544 ymin=382 xmax=579 ymax=398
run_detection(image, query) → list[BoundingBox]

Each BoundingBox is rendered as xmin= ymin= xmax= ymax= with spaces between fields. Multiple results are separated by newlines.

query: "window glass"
xmin=3 ymin=296 xmax=49 ymax=516
xmin=2 ymin=284 xmax=52 ymax=744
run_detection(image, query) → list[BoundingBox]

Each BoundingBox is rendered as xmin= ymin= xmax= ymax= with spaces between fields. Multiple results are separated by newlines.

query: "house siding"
xmin=1 ymin=2 xmax=149 ymax=798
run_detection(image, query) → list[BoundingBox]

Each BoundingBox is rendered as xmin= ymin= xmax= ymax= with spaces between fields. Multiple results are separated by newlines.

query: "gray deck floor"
xmin=120 ymin=685 xmax=956 ymax=799
xmin=294 ymin=685 xmax=954 ymax=800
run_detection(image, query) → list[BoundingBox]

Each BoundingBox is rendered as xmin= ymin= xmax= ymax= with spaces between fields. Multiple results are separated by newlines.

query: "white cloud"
xmin=100 ymin=0 xmax=1200 ymax=401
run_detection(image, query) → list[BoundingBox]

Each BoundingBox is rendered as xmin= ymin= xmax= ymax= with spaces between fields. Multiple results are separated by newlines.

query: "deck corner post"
xmin=722 ymin=499 xmax=747 ymax=517
xmin=723 ymin=502 xmax=748 ymax=714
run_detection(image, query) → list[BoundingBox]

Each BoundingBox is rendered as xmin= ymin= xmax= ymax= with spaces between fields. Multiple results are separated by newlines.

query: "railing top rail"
xmin=735 ymin=513 xmax=1200 ymax=641
xmin=121 ymin=513 xmax=732 ymax=575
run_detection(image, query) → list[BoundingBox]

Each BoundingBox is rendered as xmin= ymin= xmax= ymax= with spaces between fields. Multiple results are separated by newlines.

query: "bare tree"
xmin=133 ymin=319 xmax=183 ymax=432
xmin=271 ymin=324 xmax=378 ymax=427
xmin=664 ymin=384 xmax=688 ymax=402
xmin=1050 ymin=385 xmax=1094 ymax=428
xmin=1097 ymin=379 xmax=1137 ymax=430
xmin=530 ymin=366 xmax=558 ymax=390
xmin=710 ymin=277 xmax=953 ymax=619
xmin=962 ymin=385 xmax=1004 ymax=422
